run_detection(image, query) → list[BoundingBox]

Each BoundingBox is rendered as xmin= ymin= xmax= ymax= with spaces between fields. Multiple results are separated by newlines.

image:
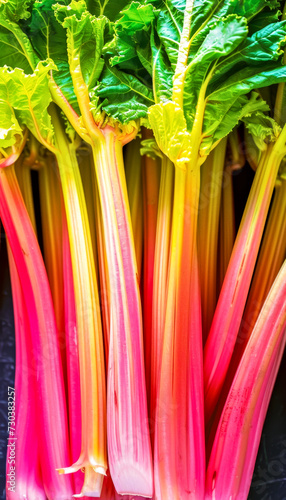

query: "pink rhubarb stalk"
xmin=206 ymin=259 xmax=286 ymax=500
xmin=239 ymin=176 xmax=286 ymax=345
xmin=6 ymin=246 xmax=46 ymax=500
xmin=62 ymin=207 xmax=83 ymax=496
xmin=204 ymin=125 xmax=286 ymax=423
xmin=0 ymin=144 xmax=73 ymax=499
xmin=91 ymin=131 xmax=153 ymax=496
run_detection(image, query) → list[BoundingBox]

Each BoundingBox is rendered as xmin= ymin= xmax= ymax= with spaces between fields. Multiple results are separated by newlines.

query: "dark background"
xmin=0 ymin=164 xmax=285 ymax=499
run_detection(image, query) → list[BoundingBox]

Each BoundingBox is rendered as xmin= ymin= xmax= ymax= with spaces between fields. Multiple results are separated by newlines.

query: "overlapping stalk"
xmin=204 ymin=126 xmax=286 ymax=422
xmin=141 ymin=140 xmax=160 ymax=402
xmin=6 ymin=248 xmax=46 ymax=500
xmin=217 ymin=130 xmax=244 ymax=290
xmin=125 ymin=138 xmax=144 ymax=282
xmin=49 ymin=107 xmax=107 ymax=495
xmin=38 ymin=154 xmax=65 ymax=341
xmin=0 ymin=150 xmax=73 ymax=499
xmin=90 ymin=132 xmax=152 ymax=496
xmin=206 ymin=259 xmax=286 ymax=500
xmin=238 ymin=175 xmax=286 ymax=360
xmin=150 ymin=151 xmax=174 ymax=429
xmin=198 ymin=137 xmax=227 ymax=341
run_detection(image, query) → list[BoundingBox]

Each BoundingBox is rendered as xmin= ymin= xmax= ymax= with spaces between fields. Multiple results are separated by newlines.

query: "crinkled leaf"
xmin=188 ymin=0 xmax=221 ymax=38
xmin=28 ymin=0 xmax=68 ymax=61
xmin=0 ymin=14 xmax=37 ymax=73
xmin=242 ymin=112 xmax=281 ymax=151
xmin=0 ymin=101 xmax=23 ymax=148
xmin=104 ymin=2 xmax=155 ymax=68
xmin=201 ymin=92 xmax=269 ymax=155
xmin=0 ymin=0 xmax=32 ymax=22
xmin=183 ymin=15 xmax=248 ymax=130
xmin=148 ymin=101 xmax=191 ymax=165
xmin=211 ymin=21 xmax=286 ymax=85
xmin=140 ymin=137 xmax=163 ymax=159
xmin=97 ymin=64 xmax=154 ymax=122
xmin=114 ymin=2 xmax=155 ymax=37
xmin=54 ymin=0 xmax=107 ymax=90
xmin=104 ymin=32 xmax=137 ymax=67
xmin=209 ymin=63 xmax=286 ymax=102
xmin=0 ymin=60 xmax=56 ymax=146
xmin=240 ymin=20 xmax=286 ymax=63
xmin=190 ymin=15 xmax=248 ymax=67
xmin=188 ymin=0 xmax=277 ymax=58
xmin=27 ymin=0 xmax=80 ymax=113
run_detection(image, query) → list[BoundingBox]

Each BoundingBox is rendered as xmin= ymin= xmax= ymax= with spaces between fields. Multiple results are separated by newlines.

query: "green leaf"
xmin=0 ymin=0 xmax=32 ymax=22
xmin=183 ymin=14 xmax=248 ymax=131
xmin=155 ymin=0 xmax=183 ymax=71
xmin=104 ymin=2 xmax=155 ymax=68
xmin=0 ymin=14 xmax=37 ymax=73
xmin=208 ymin=63 xmax=286 ymax=102
xmin=201 ymin=92 xmax=270 ymax=155
xmin=27 ymin=0 xmax=80 ymax=114
xmin=148 ymin=101 xmax=191 ymax=165
xmin=54 ymin=0 xmax=107 ymax=90
xmin=140 ymin=137 xmax=163 ymax=159
xmin=86 ymin=0 xmax=130 ymax=21
xmin=151 ymin=26 xmax=172 ymax=102
xmin=97 ymin=64 xmax=154 ymax=122
xmin=211 ymin=21 xmax=286 ymax=86
xmin=188 ymin=0 xmax=278 ymax=58
xmin=27 ymin=0 xmax=68 ymax=62
xmin=0 ymin=60 xmax=56 ymax=146
xmin=0 ymin=102 xmax=23 ymax=148
xmin=248 ymin=9 xmax=281 ymax=36
xmin=228 ymin=0 xmax=280 ymax=19
xmin=136 ymin=35 xmax=153 ymax=75
xmin=189 ymin=0 xmax=221 ymax=38
xmin=114 ymin=1 xmax=155 ymax=36
xmin=190 ymin=15 xmax=248 ymax=67
xmin=242 ymin=112 xmax=281 ymax=151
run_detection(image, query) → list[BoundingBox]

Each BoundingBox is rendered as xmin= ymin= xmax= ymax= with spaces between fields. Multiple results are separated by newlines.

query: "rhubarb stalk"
xmin=204 ymin=125 xmax=286 ymax=422
xmin=0 ymin=149 xmax=73 ymax=499
xmin=198 ymin=137 xmax=227 ymax=341
xmin=6 ymin=246 xmax=46 ymax=500
xmin=150 ymin=152 xmax=174 ymax=431
xmin=206 ymin=259 xmax=286 ymax=500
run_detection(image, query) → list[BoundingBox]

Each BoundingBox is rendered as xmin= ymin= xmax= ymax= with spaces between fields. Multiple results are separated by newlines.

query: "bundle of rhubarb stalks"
xmin=2 ymin=0 xmax=286 ymax=498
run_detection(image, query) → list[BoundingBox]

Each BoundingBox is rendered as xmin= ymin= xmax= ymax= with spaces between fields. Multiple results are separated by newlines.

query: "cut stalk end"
xmin=111 ymin=463 xmax=153 ymax=498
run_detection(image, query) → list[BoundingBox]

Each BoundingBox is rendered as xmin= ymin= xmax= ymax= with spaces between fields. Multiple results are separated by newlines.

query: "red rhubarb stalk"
xmin=6 ymin=246 xmax=46 ymax=500
xmin=0 ymin=148 xmax=73 ymax=499
xmin=204 ymin=125 xmax=286 ymax=422
xmin=206 ymin=259 xmax=286 ymax=500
